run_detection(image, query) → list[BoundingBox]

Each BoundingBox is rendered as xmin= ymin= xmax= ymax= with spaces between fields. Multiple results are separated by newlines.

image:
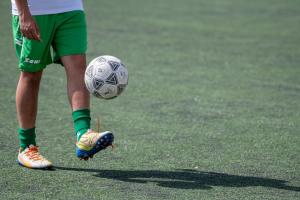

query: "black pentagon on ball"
xmin=105 ymin=73 xmax=118 ymax=85
xmin=108 ymin=61 xmax=120 ymax=71
xmin=93 ymin=78 xmax=104 ymax=90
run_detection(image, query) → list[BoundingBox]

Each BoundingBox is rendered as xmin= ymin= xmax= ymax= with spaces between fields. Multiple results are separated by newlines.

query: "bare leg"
xmin=16 ymin=70 xmax=53 ymax=169
xmin=16 ymin=71 xmax=43 ymax=129
xmin=61 ymin=55 xmax=114 ymax=160
xmin=61 ymin=54 xmax=90 ymax=111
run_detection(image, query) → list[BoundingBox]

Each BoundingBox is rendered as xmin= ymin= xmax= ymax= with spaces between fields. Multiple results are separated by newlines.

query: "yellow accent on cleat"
xmin=76 ymin=129 xmax=113 ymax=151
xmin=76 ymin=130 xmax=100 ymax=151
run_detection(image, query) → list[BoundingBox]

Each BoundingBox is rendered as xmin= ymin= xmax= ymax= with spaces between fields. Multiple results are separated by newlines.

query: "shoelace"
xmin=96 ymin=118 xmax=100 ymax=132
xmin=85 ymin=131 xmax=98 ymax=146
xmin=83 ymin=118 xmax=100 ymax=146
xmin=25 ymin=146 xmax=45 ymax=161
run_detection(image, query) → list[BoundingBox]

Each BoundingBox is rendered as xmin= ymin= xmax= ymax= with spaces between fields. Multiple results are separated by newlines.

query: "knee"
xmin=20 ymin=71 xmax=43 ymax=84
xmin=62 ymin=55 xmax=86 ymax=73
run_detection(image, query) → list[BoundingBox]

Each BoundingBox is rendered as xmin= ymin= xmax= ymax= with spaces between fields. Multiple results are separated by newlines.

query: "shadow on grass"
xmin=54 ymin=167 xmax=299 ymax=191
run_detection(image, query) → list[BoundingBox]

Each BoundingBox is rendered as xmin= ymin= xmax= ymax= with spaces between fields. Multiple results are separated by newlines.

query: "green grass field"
xmin=0 ymin=0 xmax=300 ymax=199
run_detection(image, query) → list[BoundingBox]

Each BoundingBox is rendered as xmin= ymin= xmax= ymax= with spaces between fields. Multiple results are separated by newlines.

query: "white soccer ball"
xmin=84 ymin=55 xmax=128 ymax=99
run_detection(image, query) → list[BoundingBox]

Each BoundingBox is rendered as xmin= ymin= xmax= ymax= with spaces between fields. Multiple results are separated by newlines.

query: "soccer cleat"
xmin=17 ymin=145 xmax=53 ymax=169
xmin=76 ymin=129 xmax=114 ymax=160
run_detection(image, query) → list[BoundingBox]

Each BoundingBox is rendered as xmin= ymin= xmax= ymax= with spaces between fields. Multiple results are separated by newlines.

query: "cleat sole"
xmin=17 ymin=160 xmax=53 ymax=170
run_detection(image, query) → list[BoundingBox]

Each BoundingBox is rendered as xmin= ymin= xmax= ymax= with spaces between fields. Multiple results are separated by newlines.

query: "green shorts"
xmin=12 ymin=10 xmax=87 ymax=72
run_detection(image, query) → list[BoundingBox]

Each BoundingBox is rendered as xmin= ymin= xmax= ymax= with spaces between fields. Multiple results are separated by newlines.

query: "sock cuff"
xmin=18 ymin=127 xmax=36 ymax=149
xmin=72 ymin=109 xmax=91 ymax=140
xmin=72 ymin=109 xmax=91 ymax=121
xmin=18 ymin=127 xmax=36 ymax=138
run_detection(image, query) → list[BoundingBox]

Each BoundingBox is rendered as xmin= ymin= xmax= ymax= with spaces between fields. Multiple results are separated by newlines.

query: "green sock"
xmin=72 ymin=109 xmax=91 ymax=141
xmin=18 ymin=127 xmax=36 ymax=150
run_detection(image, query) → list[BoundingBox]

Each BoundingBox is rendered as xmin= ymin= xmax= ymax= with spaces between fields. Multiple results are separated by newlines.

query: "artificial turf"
xmin=0 ymin=0 xmax=299 ymax=199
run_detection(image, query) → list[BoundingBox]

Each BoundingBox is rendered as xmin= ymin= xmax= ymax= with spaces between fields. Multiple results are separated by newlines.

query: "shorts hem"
xmin=58 ymin=51 xmax=86 ymax=58
xmin=19 ymin=63 xmax=50 ymax=72
xmin=54 ymin=51 xmax=86 ymax=65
